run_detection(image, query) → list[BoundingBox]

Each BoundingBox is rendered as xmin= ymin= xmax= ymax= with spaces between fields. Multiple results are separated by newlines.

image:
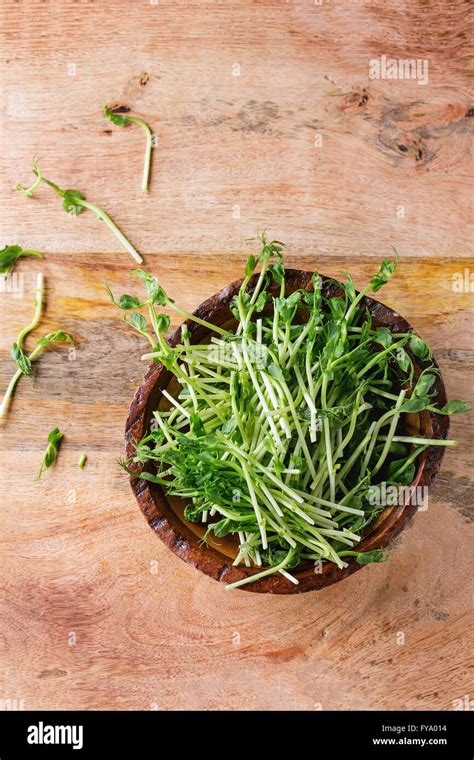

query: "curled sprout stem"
xmin=103 ymin=105 xmax=154 ymax=193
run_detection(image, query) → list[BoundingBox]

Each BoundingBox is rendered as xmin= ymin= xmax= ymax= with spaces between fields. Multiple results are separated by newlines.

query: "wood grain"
xmin=0 ymin=0 xmax=472 ymax=711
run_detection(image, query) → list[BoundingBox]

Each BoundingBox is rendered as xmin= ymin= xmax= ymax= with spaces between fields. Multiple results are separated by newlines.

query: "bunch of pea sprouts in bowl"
xmin=111 ymin=238 xmax=466 ymax=590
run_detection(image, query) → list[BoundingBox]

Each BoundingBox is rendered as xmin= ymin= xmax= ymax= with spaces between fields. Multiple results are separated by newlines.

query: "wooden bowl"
xmin=125 ymin=270 xmax=449 ymax=594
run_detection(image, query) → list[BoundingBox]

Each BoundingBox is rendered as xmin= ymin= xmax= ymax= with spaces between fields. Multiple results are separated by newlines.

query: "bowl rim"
xmin=125 ymin=268 xmax=450 ymax=594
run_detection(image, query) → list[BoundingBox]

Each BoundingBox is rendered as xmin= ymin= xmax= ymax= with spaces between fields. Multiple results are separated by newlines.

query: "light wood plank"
xmin=0 ymin=0 xmax=472 ymax=712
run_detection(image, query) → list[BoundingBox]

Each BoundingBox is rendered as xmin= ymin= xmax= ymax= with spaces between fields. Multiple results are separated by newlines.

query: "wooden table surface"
xmin=1 ymin=0 xmax=472 ymax=711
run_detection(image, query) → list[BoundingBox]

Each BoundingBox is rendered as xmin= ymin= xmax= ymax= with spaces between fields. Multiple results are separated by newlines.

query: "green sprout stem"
xmin=17 ymin=161 xmax=143 ymax=264
xmin=126 ymin=116 xmax=154 ymax=193
xmin=0 ymin=338 xmax=53 ymax=419
xmin=0 ymin=274 xmax=74 ymax=420
xmin=103 ymin=106 xmax=154 ymax=193
xmin=16 ymin=156 xmax=44 ymax=197
xmin=382 ymin=435 xmax=458 ymax=447
xmin=0 ymin=245 xmax=44 ymax=276
xmin=0 ymin=366 xmax=23 ymax=419
xmin=225 ymin=549 xmax=296 ymax=590
xmin=78 ymin=199 xmax=143 ymax=263
xmin=17 ymin=272 xmax=43 ymax=349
